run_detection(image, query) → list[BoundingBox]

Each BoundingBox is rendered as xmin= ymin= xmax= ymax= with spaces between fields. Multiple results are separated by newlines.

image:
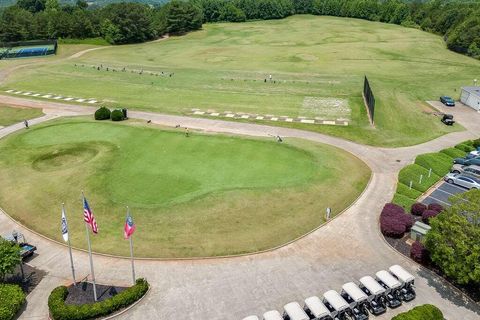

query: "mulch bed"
xmin=384 ymin=230 xmax=480 ymax=303
xmin=65 ymin=282 xmax=128 ymax=305
xmin=3 ymin=256 xmax=46 ymax=295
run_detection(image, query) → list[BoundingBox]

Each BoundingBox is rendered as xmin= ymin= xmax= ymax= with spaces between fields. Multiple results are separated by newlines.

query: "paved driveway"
xmin=0 ymin=95 xmax=479 ymax=320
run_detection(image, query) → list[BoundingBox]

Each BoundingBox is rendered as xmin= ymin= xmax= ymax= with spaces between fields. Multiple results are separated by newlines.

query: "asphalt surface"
xmin=422 ymin=181 xmax=467 ymax=207
xmin=0 ymin=96 xmax=479 ymax=320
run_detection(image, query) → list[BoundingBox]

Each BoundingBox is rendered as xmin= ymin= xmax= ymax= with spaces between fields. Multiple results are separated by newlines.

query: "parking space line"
xmin=426 ymin=195 xmax=451 ymax=207
xmin=439 ymin=183 xmax=467 ymax=193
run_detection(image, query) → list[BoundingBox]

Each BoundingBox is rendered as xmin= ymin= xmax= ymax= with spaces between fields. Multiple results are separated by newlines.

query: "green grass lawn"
xmin=0 ymin=117 xmax=370 ymax=257
xmin=3 ymin=15 xmax=476 ymax=146
xmin=0 ymin=105 xmax=44 ymax=126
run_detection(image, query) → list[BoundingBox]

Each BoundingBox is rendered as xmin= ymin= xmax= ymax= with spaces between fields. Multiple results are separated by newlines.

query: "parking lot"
xmin=422 ymin=181 xmax=468 ymax=207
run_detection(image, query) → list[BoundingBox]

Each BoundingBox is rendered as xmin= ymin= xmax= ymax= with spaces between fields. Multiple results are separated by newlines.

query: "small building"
xmin=460 ymin=86 xmax=480 ymax=111
xmin=410 ymin=221 xmax=431 ymax=242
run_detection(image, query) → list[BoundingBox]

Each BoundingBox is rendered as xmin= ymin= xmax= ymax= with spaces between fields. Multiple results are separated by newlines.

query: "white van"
xmin=358 ymin=276 xmax=386 ymax=316
xmin=263 ymin=310 xmax=283 ymax=320
xmin=375 ymin=270 xmax=402 ymax=308
xmin=242 ymin=316 xmax=260 ymax=320
xmin=304 ymin=296 xmax=332 ymax=320
xmin=389 ymin=265 xmax=416 ymax=301
xmin=283 ymin=302 xmax=309 ymax=320
xmin=323 ymin=290 xmax=350 ymax=319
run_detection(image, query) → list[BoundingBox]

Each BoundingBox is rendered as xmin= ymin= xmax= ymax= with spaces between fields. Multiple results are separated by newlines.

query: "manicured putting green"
xmin=0 ymin=118 xmax=370 ymax=257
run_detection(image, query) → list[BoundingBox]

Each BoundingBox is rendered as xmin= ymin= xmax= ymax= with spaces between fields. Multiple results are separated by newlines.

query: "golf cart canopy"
xmin=389 ymin=265 xmax=415 ymax=284
xmin=304 ymin=296 xmax=330 ymax=318
xmin=359 ymin=276 xmax=385 ymax=296
xmin=242 ymin=316 xmax=259 ymax=320
xmin=342 ymin=282 xmax=368 ymax=303
xmin=283 ymin=302 xmax=309 ymax=320
xmin=263 ymin=310 xmax=283 ymax=320
xmin=376 ymin=270 xmax=402 ymax=289
xmin=323 ymin=290 xmax=350 ymax=312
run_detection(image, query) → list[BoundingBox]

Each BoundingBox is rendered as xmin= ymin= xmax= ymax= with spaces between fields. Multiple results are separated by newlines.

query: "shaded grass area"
xmin=0 ymin=105 xmax=43 ymax=126
xmin=393 ymin=140 xmax=475 ymax=210
xmin=0 ymin=118 xmax=370 ymax=257
xmin=3 ymin=15 xmax=475 ymax=146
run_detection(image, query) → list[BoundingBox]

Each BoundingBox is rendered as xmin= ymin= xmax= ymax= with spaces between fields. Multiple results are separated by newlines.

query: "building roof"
xmin=462 ymin=86 xmax=480 ymax=97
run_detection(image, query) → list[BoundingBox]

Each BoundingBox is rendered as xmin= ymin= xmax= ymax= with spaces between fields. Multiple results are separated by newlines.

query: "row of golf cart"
xmin=243 ymin=265 xmax=415 ymax=320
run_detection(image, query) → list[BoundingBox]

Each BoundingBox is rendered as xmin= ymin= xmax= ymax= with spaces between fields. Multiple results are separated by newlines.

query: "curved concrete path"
xmin=0 ymin=95 xmax=479 ymax=320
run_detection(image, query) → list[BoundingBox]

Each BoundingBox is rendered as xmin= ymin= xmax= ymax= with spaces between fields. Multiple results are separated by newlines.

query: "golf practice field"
xmin=0 ymin=118 xmax=370 ymax=257
xmin=3 ymin=15 xmax=479 ymax=146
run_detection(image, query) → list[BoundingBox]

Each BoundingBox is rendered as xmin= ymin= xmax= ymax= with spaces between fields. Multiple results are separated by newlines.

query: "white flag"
xmin=61 ymin=206 xmax=69 ymax=242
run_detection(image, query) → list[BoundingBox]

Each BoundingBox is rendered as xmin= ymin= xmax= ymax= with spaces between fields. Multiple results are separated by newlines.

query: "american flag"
xmin=83 ymin=196 xmax=98 ymax=234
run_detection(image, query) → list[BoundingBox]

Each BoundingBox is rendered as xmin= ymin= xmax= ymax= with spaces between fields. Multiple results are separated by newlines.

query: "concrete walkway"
xmin=0 ymin=95 xmax=479 ymax=320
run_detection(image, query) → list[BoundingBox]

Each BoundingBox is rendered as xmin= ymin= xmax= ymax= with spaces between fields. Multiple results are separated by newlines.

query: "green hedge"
xmin=391 ymin=304 xmax=443 ymax=320
xmin=111 ymin=109 xmax=124 ymax=122
xmin=0 ymin=284 xmax=26 ymax=320
xmin=398 ymin=164 xmax=441 ymax=193
xmin=392 ymin=192 xmax=416 ymax=210
xmin=48 ymin=278 xmax=149 ymax=320
xmin=455 ymin=143 xmax=475 ymax=153
xmin=94 ymin=107 xmax=111 ymax=120
xmin=414 ymin=152 xmax=453 ymax=176
xmin=440 ymin=147 xmax=466 ymax=159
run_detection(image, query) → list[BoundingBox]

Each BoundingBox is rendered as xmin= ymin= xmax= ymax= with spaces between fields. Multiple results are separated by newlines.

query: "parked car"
xmin=440 ymin=96 xmax=455 ymax=106
xmin=467 ymin=150 xmax=480 ymax=159
xmin=444 ymin=173 xmax=480 ymax=190
xmin=450 ymin=164 xmax=480 ymax=178
xmin=453 ymin=156 xmax=480 ymax=166
xmin=441 ymin=114 xmax=455 ymax=125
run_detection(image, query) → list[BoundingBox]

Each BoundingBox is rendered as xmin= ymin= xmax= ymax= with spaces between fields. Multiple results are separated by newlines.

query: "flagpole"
xmin=127 ymin=206 xmax=136 ymax=286
xmin=83 ymin=193 xmax=97 ymax=301
xmin=63 ymin=203 xmax=76 ymax=287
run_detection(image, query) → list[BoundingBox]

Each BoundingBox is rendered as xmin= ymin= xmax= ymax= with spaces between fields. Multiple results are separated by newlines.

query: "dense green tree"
xmin=425 ymin=190 xmax=480 ymax=285
xmin=0 ymin=239 xmax=21 ymax=281
xmin=76 ymin=0 xmax=88 ymax=10
xmin=45 ymin=0 xmax=59 ymax=12
xmin=101 ymin=3 xmax=156 ymax=44
xmin=447 ymin=16 xmax=480 ymax=54
xmin=16 ymin=0 xmax=45 ymax=13
xmin=0 ymin=6 xmax=33 ymax=41
xmin=219 ymin=3 xmax=245 ymax=22
xmin=164 ymin=0 xmax=203 ymax=35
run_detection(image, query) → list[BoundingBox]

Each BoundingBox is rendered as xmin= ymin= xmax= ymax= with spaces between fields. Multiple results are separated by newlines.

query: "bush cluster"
xmin=48 ymin=278 xmax=149 ymax=320
xmin=392 ymin=304 xmax=443 ymax=320
xmin=427 ymin=203 xmax=443 ymax=213
xmin=473 ymin=139 xmax=480 ymax=149
xmin=111 ymin=109 xmax=124 ymax=121
xmin=410 ymin=202 xmax=426 ymax=216
xmin=94 ymin=107 xmax=111 ymax=120
xmin=380 ymin=203 xmax=413 ymax=238
xmin=440 ymin=147 xmax=467 ymax=159
xmin=422 ymin=209 xmax=439 ymax=224
xmin=0 ymin=284 xmax=26 ymax=320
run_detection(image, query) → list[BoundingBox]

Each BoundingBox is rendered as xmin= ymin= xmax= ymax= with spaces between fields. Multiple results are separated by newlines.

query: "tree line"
xmin=1 ymin=0 xmax=479 ymax=59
